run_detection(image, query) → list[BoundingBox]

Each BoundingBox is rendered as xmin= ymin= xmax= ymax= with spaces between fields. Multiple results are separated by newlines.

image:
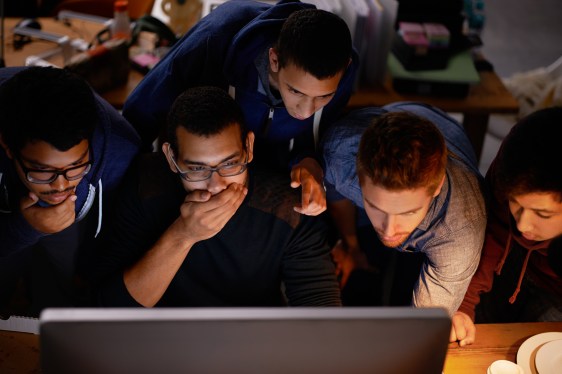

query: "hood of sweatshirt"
xmin=495 ymin=213 xmax=554 ymax=303
xmin=72 ymin=96 xmax=115 ymax=230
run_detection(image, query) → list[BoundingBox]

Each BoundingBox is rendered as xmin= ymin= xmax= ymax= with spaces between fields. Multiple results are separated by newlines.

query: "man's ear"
xmin=268 ymin=48 xmax=280 ymax=73
xmin=432 ymin=175 xmax=446 ymax=198
xmin=246 ymin=131 xmax=255 ymax=164
xmin=0 ymin=134 xmax=13 ymax=159
xmin=162 ymin=142 xmax=178 ymax=174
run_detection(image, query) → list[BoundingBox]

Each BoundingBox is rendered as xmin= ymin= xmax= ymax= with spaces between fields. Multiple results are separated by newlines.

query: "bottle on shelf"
xmin=111 ymin=0 xmax=132 ymax=41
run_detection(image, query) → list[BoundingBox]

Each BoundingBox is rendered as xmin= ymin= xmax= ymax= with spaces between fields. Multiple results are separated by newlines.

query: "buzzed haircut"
xmin=274 ymin=9 xmax=352 ymax=79
xmin=0 ymin=67 xmax=97 ymax=153
xmin=357 ymin=111 xmax=448 ymax=194
xmin=167 ymin=86 xmax=248 ymax=154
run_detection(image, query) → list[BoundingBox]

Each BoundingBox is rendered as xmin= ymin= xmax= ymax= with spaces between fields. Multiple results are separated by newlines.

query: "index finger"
xmin=299 ymin=179 xmax=312 ymax=212
xmin=190 ymin=184 xmax=246 ymax=212
xmin=290 ymin=167 xmax=301 ymax=188
xmin=198 ymin=184 xmax=247 ymax=222
xmin=459 ymin=325 xmax=476 ymax=346
xmin=184 ymin=190 xmax=211 ymax=203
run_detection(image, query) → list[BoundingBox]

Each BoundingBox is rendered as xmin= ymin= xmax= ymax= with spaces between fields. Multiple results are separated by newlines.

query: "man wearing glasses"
xmin=0 ymin=67 xmax=140 ymax=316
xmin=96 ymin=87 xmax=340 ymax=307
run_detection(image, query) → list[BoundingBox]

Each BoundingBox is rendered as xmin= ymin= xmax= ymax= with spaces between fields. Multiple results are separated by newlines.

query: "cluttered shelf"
xmin=350 ymin=68 xmax=518 ymax=115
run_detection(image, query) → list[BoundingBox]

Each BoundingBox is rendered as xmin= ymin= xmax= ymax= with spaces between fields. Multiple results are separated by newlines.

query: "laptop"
xmin=40 ymin=307 xmax=451 ymax=374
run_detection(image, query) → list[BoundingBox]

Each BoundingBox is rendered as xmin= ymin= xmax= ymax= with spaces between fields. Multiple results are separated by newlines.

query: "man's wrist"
xmin=342 ymin=236 xmax=359 ymax=253
xmin=296 ymin=157 xmax=324 ymax=180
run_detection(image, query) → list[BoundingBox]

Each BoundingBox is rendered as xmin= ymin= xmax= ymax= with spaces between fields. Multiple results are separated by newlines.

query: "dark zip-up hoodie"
xmin=0 ymin=66 xmax=141 ymax=256
xmin=123 ymin=0 xmax=358 ymax=166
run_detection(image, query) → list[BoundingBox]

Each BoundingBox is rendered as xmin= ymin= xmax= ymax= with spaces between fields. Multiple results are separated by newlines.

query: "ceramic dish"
xmin=516 ymin=332 xmax=562 ymax=374
xmin=534 ymin=339 xmax=562 ymax=374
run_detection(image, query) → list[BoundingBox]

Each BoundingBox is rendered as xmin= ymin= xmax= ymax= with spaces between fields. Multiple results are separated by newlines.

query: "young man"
xmin=321 ymin=102 xmax=487 ymax=314
xmin=0 ymin=67 xmax=140 ymax=315
xmin=123 ymin=0 xmax=357 ymax=217
xmin=96 ymin=86 xmax=341 ymax=307
xmin=451 ymin=107 xmax=562 ymax=346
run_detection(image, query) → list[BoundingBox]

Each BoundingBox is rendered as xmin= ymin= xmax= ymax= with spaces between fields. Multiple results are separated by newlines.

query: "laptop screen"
xmin=40 ymin=307 xmax=451 ymax=374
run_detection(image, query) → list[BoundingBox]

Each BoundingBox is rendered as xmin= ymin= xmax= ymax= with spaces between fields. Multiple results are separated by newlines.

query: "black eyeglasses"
xmin=15 ymin=156 xmax=93 ymax=184
xmin=166 ymin=144 xmax=249 ymax=182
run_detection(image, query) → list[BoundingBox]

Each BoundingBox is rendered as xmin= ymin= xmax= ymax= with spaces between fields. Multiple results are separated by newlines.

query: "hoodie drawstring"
xmin=495 ymin=233 xmax=512 ymax=275
xmin=312 ymin=107 xmax=323 ymax=150
xmin=509 ymin=249 xmax=532 ymax=304
xmin=95 ymin=179 xmax=103 ymax=238
xmin=495 ymin=231 xmax=535 ymax=304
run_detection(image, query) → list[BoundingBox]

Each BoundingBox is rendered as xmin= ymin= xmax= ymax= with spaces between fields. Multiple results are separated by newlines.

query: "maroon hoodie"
xmin=458 ymin=158 xmax=562 ymax=320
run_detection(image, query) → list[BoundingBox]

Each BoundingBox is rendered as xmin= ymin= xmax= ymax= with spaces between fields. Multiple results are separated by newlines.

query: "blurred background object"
xmin=159 ymin=0 xmax=201 ymax=36
xmin=51 ymin=0 xmax=155 ymax=20
xmin=477 ymin=0 xmax=562 ymax=174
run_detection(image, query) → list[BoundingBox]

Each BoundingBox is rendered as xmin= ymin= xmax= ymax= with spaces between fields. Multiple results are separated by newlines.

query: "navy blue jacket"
xmin=123 ymin=0 xmax=358 ymax=168
xmin=0 ymin=67 xmax=141 ymax=256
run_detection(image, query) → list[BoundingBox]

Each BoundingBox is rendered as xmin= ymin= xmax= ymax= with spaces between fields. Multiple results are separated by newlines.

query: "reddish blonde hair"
xmin=357 ymin=111 xmax=447 ymax=195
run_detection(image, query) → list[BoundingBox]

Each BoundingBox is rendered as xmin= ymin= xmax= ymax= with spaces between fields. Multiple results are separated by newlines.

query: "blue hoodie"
xmin=0 ymin=67 xmax=141 ymax=256
xmin=123 ymin=0 xmax=358 ymax=167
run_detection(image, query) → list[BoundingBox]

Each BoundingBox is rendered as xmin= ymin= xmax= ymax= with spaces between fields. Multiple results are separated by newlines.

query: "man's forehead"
xmin=19 ymin=139 xmax=89 ymax=164
xmin=279 ymin=65 xmax=341 ymax=97
xmin=361 ymin=182 xmax=431 ymax=214
xmin=175 ymin=127 xmax=244 ymax=163
xmin=511 ymin=192 xmax=562 ymax=210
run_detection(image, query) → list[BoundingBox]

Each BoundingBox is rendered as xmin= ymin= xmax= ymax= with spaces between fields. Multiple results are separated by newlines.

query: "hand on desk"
xmin=450 ymin=310 xmax=476 ymax=347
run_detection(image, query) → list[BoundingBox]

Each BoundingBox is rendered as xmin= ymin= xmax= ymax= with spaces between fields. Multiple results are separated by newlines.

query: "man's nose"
xmin=50 ymin=174 xmax=69 ymax=191
xmin=206 ymin=171 xmax=228 ymax=195
xmin=516 ymin=209 xmax=534 ymax=233
xmin=381 ymin=215 xmax=397 ymax=237
xmin=298 ymin=98 xmax=316 ymax=119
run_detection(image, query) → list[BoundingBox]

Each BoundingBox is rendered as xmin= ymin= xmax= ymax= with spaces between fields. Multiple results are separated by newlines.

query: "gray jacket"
xmin=322 ymin=102 xmax=487 ymax=314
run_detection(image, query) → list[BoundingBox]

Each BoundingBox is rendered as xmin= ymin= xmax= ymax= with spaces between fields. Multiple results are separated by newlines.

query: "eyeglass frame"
xmin=165 ymin=144 xmax=249 ymax=182
xmin=15 ymin=155 xmax=93 ymax=184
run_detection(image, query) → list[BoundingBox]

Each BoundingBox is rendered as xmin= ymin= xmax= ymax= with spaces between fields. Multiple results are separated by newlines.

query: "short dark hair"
xmin=495 ymin=106 xmax=562 ymax=202
xmin=357 ymin=111 xmax=448 ymax=194
xmin=167 ymin=86 xmax=247 ymax=154
xmin=0 ymin=67 xmax=97 ymax=153
xmin=274 ymin=9 xmax=352 ymax=79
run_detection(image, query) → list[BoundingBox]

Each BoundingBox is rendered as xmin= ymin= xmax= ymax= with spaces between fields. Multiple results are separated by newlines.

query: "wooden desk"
xmin=3 ymin=18 xmax=519 ymax=160
xmin=444 ymin=322 xmax=562 ymax=373
xmin=1 ymin=321 xmax=561 ymax=373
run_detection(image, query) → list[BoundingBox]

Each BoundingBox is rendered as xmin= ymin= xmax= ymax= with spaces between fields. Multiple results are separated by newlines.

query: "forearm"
xmin=328 ymin=199 xmax=359 ymax=251
xmin=123 ymin=222 xmax=195 ymax=307
xmin=413 ymin=273 xmax=472 ymax=316
xmin=283 ymin=216 xmax=342 ymax=306
xmin=414 ymin=232 xmax=484 ymax=315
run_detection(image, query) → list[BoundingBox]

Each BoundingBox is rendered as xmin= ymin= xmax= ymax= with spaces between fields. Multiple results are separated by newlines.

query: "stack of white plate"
xmin=517 ymin=332 xmax=562 ymax=374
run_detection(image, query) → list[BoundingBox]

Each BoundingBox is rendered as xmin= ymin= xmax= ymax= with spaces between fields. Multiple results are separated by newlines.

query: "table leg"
xmin=462 ymin=113 xmax=489 ymax=164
